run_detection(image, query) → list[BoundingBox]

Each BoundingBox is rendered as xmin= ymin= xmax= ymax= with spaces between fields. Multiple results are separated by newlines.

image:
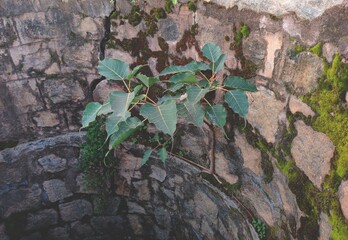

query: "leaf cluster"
xmin=252 ymin=218 xmax=266 ymax=240
xmin=81 ymin=42 xmax=257 ymax=165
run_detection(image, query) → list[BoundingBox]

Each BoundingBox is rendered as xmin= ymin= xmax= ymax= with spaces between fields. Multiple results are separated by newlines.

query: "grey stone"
xmin=154 ymin=207 xmax=171 ymax=228
xmin=70 ymin=221 xmax=95 ymax=239
xmin=76 ymin=174 xmax=98 ymax=194
xmin=159 ymin=18 xmax=179 ymax=41
xmin=127 ymin=202 xmax=146 ymax=214
xmin=115 ymin=0 xmax=132 ymax=15
xmin=150 ymin=165 xmax=167 ymax=182
xmin=46 ymin=227 xmax=69 ymax=240
xmin=22 ymin=48 xmax=52 ymax=73
xmin=38 ymin=154 xmax=67 ymax=173
xmin=25 ymin=209 xmax=58 ymax=231
xmin=247 ymin=87 xmax=286 ymax=143
xmin=93 ymin=195 xmax=120 ymax=215
xmin=59 ymin=199 xmax=93 ymax=222
xmin=0 ymin=184 xmax=42 ymax=218
xmin=0 ymin=18 xmax=17 ymax=47
xmin=127 ymin=214 xmax=144 ymax=235
xmin=20 ymin=232 xmax=43 ymax=240
xmin=43 ymin=179 xmax=72 ymax=202
xmin=62 ymin=42 xmax=97 ymax=69
xmin=338 ymin=180 xmax=348 ymax=220
xmin=0 ymin=224 xmax=9 ymax=240
xmin=193 ymin=191 xmax=218 ymax=219
xmin=91 ymin=216 xmax=126 ymax=234
xmin=319 ymin=212 xmax=332 ymax=240
xmin=291 ymin=121 xmax=335 ymax=189
xmin=338 ymin=36 xmax=348 ymax=58
xmin=243 ymin=34 xmax=267 ymax=65
xmin=43 ymin=78 xmax=85 ymax=104
xmin=132 ymin=180 xmax=151 ymax=201
xmin=154 ymin=225 xmax=170 ymax=240
xmin=33 ymin=111 xmax=60 ymax=127
xmin=281 ymin=52 xmax=324 ymax=95
xmin=323 ymin=42 xmax=338 ymax=63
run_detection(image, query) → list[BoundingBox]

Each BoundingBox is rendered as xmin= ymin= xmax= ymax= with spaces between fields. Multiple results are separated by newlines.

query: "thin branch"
xmin=122 ymin=79 xmax=131 ymax=92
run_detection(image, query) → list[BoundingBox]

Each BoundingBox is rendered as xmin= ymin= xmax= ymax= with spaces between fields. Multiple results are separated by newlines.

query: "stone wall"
xmin=1 ymin=0 xmax=348 ymax=239
xmin=0 ymin=0 xmax=113 ymax=144
xmin=0 ymin=133 xmax=259 ymax=240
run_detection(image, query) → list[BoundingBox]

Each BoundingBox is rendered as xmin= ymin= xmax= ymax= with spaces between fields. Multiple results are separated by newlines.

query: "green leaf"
xmin=168 ymin=83 xmax=185 ymax=92
xmin=109 ymin=91 xmax=135 ymax=116
xmin=136 ymin=73 xmax=159 ymax=87
xmin=202 ymin=43 xmax=222 ymax=64
xmin=131 ymin=94 xmax=146 ymax=104
xmin=158 ymin=147 xmax=168 ymax=163
xmin=224 ymin=90 xmax=249 ymax=117
xmin=205 ymin=104 xmax=226 ymax=130
xmin=159 ymin=61 xmax=210 ymax=76
xmin=141 ymin=149 xmax=153 ymax=166
xmin=98 ymin=58 xmax=129 ymax=80
xmin=213 ymin=54 xmax=226 ymax=74
xmin=157 ymin=95 xmax=178 ymax=104
xmin=169 ymin=73 xmax=196 ymax=84
xmin=177 ymin=101 xmax=204 ymax=128
xmin=187 ymin=86 xmax=209 ymax=103
xmin=140 ymin=100 xmax=177 ymax=136
xmin=128 ymin=65 xmax=144 ymax=80
xmin=224 ymin=76 xmax=257 ymax=92
xmin=81 ymin=102 xmax=102 ymax=129
xmin=105 ymin=112 xmax=131 ymax=138
xmin=97 ymin=102 xmax=112 ymax=116
xmin=109 ymin=117 xmax=143 ymax=149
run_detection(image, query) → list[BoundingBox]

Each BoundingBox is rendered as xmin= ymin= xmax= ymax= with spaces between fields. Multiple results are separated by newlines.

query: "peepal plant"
xmin=81 ymin=42 xmax=257 ymax=174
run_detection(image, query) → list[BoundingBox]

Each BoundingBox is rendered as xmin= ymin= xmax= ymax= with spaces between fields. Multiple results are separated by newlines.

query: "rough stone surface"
xmin=235 ymin=131 xmax=263 ymax=176
xmin=289 ymin=95 xmax=315 ymax=117
xmin=338 ymin=180 xmax=348 ymax=220
xmin=59 ymin=200 xmax=93 ymax=222
xmin=38 ymin=154 xmax=67 ymax=173
xmin=46 ymin=227 xmax=69 ymax=240
xmin=281 ymin=52 xmax=324 ymax=95
xmin=318 ymin=212 xmax=332 ymax=240
xmin=43 ymin=179 xmax=72 ymax=202
xmin=33 ymin=111 xmax=60 ymax=127
xmin=25 ymin=209 xmax=58 ymax=231
xmin=247 ymin=87 xmax=286 ymax=143
xmin=323 ymin=42 xmax=338 ymax=63
xmin=132 ymin=180 xmax=151 ymax=201
xmin=242 ymin=33 xmax=267 ymax=66
xmin=150 ymin=165 xmax=167 ymax=182
xmin=204 ymin=0 xmax=344 ymax=19
xmin=0 ymin=224 xmax=9 ymax=240
xmin=291 ymin=121 xmax=335 ymax=189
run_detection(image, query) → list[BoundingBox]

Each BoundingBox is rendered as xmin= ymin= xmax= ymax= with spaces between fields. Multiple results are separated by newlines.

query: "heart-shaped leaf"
xmin=109 ymin=117 xmax=143 ymax=149
xmin=177 ymin=101 xmax=204 ymax=128
xmin=81 ymin=102 xmax=102 ymax=129
xmin=224 ymin=76 xmax=257 ymax=92
xmin=205 ymin=104 xmax=226 ymax=130
xmin=98 ymin=58 xmax=129 ymax=80
xmin=224 ymin=89 xmax=249 ymax=117
xmin=202 ymin=43 xmax=222 ymax=64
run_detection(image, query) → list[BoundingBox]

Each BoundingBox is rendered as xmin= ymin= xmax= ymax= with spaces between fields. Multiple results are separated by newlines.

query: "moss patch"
xmin=309 ymin=42 xmax=323 ymax=57
xmin=233 ymin=23 xmax=250 ymax=47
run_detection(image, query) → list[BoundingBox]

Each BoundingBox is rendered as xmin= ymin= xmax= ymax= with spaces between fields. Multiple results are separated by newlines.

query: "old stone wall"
xmin=0 ymin=133 xmax=259 ymax=240
xmin=1 ymin=0 xmax=348 ymax=239
xmin=0 ymin=0 xmax=113 ymax=144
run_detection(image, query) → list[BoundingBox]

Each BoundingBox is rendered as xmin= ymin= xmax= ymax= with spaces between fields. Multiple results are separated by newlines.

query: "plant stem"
xmin=122 ymin=79 xmax=131 ymax=92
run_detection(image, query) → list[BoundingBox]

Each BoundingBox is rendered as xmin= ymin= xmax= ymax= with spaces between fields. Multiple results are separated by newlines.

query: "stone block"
xmin=154 ymin=207 xmax=171 ymax=228
xmin=150 ymin=165 xmax=167 ymax=182
xmin=33 ymin=111 xmax=60 ymax=127
xmin=338 ymin=180 xmax=348 ymax=220
xmin=20 ymin=232 xmax=43 ymax=240
xmin=127 ymin=202 xmax=146 ymax=214
xmin=291 ymin=121 xmax=335 ymax=189
xmin=0 ymin=224 xmax=9 ymax=240
xmin=0 ymin=18 xmax=17 ymax=47
xmin=91 ymin=216 xmax=126 ymax=234
xmin=43 ymin=179 xmax=72 ymax=202
xmin=43 ymin=78 xmax=85 ymax=104
xmin=46 ymin=226 xmax=69 ymax=240
xmin=59 ymin=199 xmax=93 ymax=222
xmin=0 ymin=184 xmax=42 ymax=218
xmin=25 ymin=209 xmax=58 ymax=231
xmin=6 ymin=79 xmax=44 ymax=113
xmin=70 ymin=221 xmax=95 ymax=239
xmin=38 ymin=154 xmax=67 ymax=173
xmin=289 ymin=95 xmax=315 ymax=117
xmin=132 ymin=180 xmax=151 ymax=201
xmin=62 ymin=42 xmax=97 ymax=70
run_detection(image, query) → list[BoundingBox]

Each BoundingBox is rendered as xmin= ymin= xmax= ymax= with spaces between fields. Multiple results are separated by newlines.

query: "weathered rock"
xmin=91 ymin=216 xmax=127 ymax=234
xmin=338 ymin=36 xmax=348 ymax=58
xmin=75 ymin=174 xmax=98 ymax=194
xmin=46 ymin=227 xmax=69 ymax=240
xmin=150 ymin=165 xmax=167 ymax=182
xmin=242 ymin=33 xmax=267 ymax=65
xmin=154 ymin=206 xmax=171 ymax=228
xmin=20 ymin=232 xmax=43 ymax=240
xmin=92 ymin=80 xmax=123 ymax=103
xmin=234 ymin=131 xmax=263 ymax=176
xmin=338 ymin=180 xmax=348 ymax=220
xmin=132 ymin=180 xmax=151 ymax=201
xmin=323 ymin=42 xmax=338 ymax=63
xmin=127 ymin=214 xmax=144 ymax=235
xmin=25 ymin=209 xmax=58 ymax=231
xmin=291 ymin=121 xmax=335 ymax=189
xmin=289 ymin=95 xmax=315 ymax=117
xmin=193 ymin=190 xmax=218 ymax=219
xmin=59 ymin=199 xmax=93 ymax=222
xmin=62 ymin=42 xmax=97 ymax=70
xmin=6 ymin=79 xmax=44 ymax=113
xmin=38 ymin=154 xmax=67 ymax=173
xmin=0 ymin=224 xmax=9 ymax=240
xmin=215 ymin=151 xmax=239 ymax=184
xmin=204 ymin=0 xmax=344 ymax=19
xmin=127 ymin=202 xmax=146 ymax=214
xmin=93 ymin=195 xmax=120 ymax=215
xmin=33 ymin=111 xmax=60 ymax=127
xmin=0 ymin=18 xmax=17 ymax=47
xmin=43 ymin=179 xmax=72 ymax=202
xmin=70 ymin=221 xmax=95 ymax=239
xmin=0 ymin=184 xmax=42 ymax=218
xmin=318 ymin=212 xmax=332 ymax=240
xmin=281 ymin=52 xmax=324 ymax=95
xmin=158 ymin=18 xmax=179 ymax=42
xmin=247 ymin=87 xmax=286 ymax=143
xmin=43 ymin=78 xmax=85 ymax=104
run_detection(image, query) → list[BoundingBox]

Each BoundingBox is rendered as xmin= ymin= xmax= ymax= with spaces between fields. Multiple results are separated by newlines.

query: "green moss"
xmin=165 ymin=0 xmax=174 ymax=13
xmin=294 ymin=44 xmax=305 ymax=54
xmin=233 ymin=23 xmax=250 ymax=46
xmin=309 ymin=42 xmax=323 ymax=56
xmin=150 ymin=8 xmax=166 ymax=20
xmin=188 ymin=1 xmax=197 ymax=12
xmin=127 ymin=5 xmax=142 ymax=26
